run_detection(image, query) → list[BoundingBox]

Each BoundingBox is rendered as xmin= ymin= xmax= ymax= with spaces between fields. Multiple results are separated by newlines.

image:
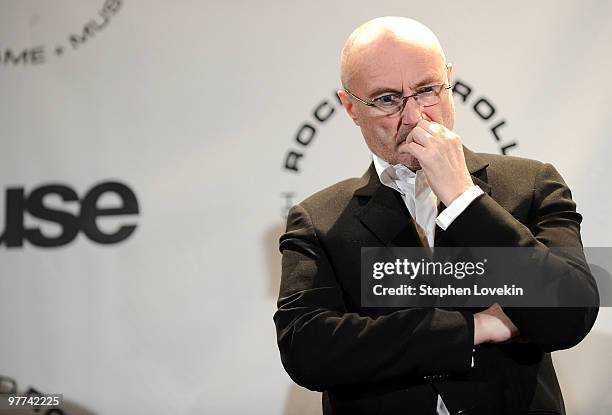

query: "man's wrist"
xmin=436 ymin=185 xmax=485 ymax=230
xmin=473 ymin=312 xmax=490 ymax=346
xmin=473 ymin=313 xmax=483 ymax=345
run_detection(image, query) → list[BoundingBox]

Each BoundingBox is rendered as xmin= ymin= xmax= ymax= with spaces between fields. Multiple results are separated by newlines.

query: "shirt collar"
xmin=372 ymin=152 xmax=416 ymax=186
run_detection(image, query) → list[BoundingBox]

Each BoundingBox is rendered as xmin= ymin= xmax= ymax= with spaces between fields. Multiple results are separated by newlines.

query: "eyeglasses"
xmin=343 ymin=84 xmax=452 ymax=115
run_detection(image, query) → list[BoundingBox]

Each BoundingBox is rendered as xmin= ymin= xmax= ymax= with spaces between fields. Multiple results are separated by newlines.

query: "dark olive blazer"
xmin=274 ymin=148 xmax=599 ymax=415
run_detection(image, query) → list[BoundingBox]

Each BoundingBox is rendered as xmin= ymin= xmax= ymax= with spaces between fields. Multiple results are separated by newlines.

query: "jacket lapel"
xmin=464 ymin=147 xmax=492 ymax=195
xmin=354 ymin=164 xmax=423 ymax=247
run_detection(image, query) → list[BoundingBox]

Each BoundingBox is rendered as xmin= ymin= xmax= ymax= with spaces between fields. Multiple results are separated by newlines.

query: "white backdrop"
xmin=1 ymin=1 xmax=611 ymax=414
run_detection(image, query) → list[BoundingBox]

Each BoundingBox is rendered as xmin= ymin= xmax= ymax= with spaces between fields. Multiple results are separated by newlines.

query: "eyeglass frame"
xmin=343 ymin=83 xmax=452 ymax=115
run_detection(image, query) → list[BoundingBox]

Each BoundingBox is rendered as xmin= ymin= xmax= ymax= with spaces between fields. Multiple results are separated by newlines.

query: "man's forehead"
xmin=355 ymin=39 xmax=444 ymax=70
xmin=348 ymin=41 xmax=447 ymax=95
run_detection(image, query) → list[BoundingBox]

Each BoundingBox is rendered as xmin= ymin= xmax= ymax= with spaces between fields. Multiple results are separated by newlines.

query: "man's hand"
xmin=399 ymin=119 xmax=473 ymax=206
xmin=474 ymin=303 xmax=520 ymax=346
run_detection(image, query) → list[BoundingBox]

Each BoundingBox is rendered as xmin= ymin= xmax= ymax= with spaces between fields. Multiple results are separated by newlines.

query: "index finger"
xmin=418 ymin=118 xmax=445 ymax=136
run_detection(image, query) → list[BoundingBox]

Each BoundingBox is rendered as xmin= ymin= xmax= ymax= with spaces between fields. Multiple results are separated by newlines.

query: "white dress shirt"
xmin=372 ymin=153 xmax=483 ymax=415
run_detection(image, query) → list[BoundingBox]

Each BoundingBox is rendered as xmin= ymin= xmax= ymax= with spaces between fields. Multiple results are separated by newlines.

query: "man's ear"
xmin=337 ymin=89 xmax=360 ymax=126
xmin=446 ymin=63 xmax=454 ymax=85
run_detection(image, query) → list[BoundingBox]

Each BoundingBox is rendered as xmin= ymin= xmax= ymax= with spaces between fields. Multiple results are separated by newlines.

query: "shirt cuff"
xmin=435 ymin=186 xmax=484 ymax=230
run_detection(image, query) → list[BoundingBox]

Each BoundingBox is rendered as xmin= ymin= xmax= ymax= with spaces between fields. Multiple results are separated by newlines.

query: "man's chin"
xmin=398 ymin=155 xmax=421 ymax=171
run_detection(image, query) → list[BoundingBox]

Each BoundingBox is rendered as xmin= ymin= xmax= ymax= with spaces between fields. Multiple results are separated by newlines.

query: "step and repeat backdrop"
xmin=1 ymin=1 xmax=611 ymax=414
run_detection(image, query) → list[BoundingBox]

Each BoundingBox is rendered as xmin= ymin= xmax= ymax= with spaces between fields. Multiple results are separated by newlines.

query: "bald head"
xmin=340 ymin=17 xmax=446 ymax=90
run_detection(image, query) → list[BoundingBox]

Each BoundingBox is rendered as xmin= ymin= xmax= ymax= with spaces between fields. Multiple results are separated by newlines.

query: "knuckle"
xmin=449 ymin=132 xmax=462 ymax=143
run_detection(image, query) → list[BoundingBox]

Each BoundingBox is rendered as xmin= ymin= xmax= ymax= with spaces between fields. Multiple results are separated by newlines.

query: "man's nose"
xmin=400 ymin=97 xmax=423 ymax=125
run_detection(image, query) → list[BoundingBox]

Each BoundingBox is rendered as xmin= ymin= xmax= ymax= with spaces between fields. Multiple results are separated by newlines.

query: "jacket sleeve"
xmin=442 ymin=162 xmax=599 ymax=352
xmin=273 ymin=203 xmax=474 ymax=392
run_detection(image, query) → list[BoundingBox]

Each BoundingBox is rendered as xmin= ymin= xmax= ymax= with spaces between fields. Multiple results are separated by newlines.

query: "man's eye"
xmin=375 ymin=94 xmax=401 ymax=106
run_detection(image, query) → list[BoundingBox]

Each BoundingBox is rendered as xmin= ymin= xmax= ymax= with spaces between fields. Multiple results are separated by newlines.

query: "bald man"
xmin=274 ymin=17 xmax=598 ymax=415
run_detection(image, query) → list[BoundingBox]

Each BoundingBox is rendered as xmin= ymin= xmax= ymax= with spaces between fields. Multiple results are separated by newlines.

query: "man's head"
xmin=338 ymin=16 xmax=455 ymax=170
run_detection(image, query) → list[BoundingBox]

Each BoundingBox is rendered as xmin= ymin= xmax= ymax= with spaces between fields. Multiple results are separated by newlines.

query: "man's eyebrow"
xmin=366 ymin=75 xmax=444 ymax=99
xmin=366 ymin=86 xmax=403 ymax=99
xmin=411 ymin=75 xmax=444 ymax=89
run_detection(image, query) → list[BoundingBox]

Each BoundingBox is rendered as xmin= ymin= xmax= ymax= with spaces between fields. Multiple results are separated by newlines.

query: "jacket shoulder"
xmin=299 ymin=177 xmax=363 ymax=216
